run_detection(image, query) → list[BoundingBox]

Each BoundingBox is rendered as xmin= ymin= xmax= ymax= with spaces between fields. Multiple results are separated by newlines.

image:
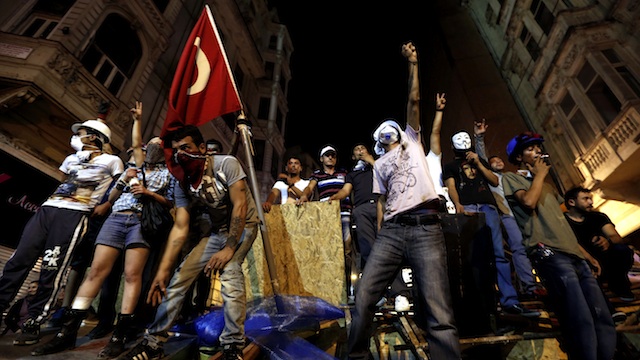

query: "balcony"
xmin=0 ymin=34 xmax=130 ymax=149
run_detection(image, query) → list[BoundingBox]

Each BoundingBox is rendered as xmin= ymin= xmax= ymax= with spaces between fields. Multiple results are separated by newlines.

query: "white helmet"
xmin=71 ymin=119 xmax=112 ymax=144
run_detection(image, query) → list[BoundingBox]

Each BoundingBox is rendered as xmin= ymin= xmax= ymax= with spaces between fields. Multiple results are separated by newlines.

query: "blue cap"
xmin=506 ymin=132 xmax=544 ymax=164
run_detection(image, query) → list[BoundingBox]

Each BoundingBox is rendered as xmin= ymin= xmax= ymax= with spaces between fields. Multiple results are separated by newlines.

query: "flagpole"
xmin=235 ymin=113 xmax=284 ymax=311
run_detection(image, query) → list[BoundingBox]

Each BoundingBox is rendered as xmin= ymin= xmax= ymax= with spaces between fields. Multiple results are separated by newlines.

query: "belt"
xmin=388 ymin=213 xmax=441 ymax=226
xmin=115 ymin=210 xmax=141 ymax=216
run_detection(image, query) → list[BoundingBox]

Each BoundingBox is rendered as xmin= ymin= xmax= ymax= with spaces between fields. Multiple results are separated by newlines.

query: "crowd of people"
xmin=0 ymin=40 xmax=638 ymax=360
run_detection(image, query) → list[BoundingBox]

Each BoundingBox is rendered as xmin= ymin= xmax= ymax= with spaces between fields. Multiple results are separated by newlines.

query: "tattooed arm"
xmin=204 ymin=178 xmax=249 ymax=276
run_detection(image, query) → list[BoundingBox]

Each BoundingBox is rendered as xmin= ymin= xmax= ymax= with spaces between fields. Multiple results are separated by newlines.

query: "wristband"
xmin=115 ymin=180 xmax=127 ymax=191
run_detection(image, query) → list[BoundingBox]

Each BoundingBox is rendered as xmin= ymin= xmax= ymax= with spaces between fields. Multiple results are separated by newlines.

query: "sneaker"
xmin=618 ymin=292 xmax=636 ymax=302
xmin=31 ymin=331 xmax=76 ymax=356
xmin=502 ymin=304 xmax=541 ymax=318
xmin=117 ymin=339 xmax=163 ymax=360
xmin=13 ymin=318 xmax=40 ymax=345
xmin=612 ymin=311 xmax=627 ymax=324
xmin=97 ymin=335 xmax=125 ymax=358
xmin=394 ymin=295 xmax=411 ymax=312
xmin=222 ymin=344 xmax=244 ymax=360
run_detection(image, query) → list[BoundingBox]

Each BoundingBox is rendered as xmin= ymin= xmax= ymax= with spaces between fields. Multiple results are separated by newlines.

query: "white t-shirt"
xmin=426 ymin=150 xmax=455 ymax=214
xmin=43 ymin=152 xmax=124 ymax=212
xmin=273 ymin=178 xmax=310 ymax=204
xmin=373 ymin=124 xmax=439 ymax=221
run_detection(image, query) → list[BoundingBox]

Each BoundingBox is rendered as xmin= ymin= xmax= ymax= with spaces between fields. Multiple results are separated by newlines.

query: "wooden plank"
xmin=396 ymin=316 xmax=429 ymax=359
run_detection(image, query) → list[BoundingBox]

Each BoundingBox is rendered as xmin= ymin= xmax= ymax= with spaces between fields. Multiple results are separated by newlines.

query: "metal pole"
xmin=235 ymin=115 xmax=283 ymax=310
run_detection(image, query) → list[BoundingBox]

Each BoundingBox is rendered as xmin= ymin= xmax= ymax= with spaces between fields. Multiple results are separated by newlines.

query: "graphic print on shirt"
xmin=51 ymin=161 xmax=109 ymax=203
xmin=381 ymin=150 xmax=417 ymax=210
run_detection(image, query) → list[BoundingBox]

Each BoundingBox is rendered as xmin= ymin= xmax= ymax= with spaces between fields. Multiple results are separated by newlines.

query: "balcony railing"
xmin=577 ymin=102 xmax=640 ymax=183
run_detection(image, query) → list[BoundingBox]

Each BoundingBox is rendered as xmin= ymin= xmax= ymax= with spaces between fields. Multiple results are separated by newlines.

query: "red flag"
xmin=161 ymin=5 xmax=242 ymax=181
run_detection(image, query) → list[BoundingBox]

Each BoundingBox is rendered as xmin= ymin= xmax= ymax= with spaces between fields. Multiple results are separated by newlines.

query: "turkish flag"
xmin=161 ymin=5 xmax=242 ymax=181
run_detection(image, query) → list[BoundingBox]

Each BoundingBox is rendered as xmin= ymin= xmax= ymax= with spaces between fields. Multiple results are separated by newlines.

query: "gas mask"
xmin=70 ymin=135 xmax=88 ymax=152
xmin=377 ymin=125 xmax=399 ymax=145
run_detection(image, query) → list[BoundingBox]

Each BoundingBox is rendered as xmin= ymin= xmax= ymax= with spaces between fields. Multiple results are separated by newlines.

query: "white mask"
xmin=377 ymin=125 xmax=399 ymax=145
xmin=452 ymin=131 xmax=471 ymax=150
xmin=70 ymin=135 xmax=86 ymax=152
xmin=76 ymin=150 xmax=94 ymax=162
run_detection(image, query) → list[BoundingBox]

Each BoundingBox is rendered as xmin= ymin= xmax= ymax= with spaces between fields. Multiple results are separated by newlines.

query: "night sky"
xmin=271 ymin=1 xmax=444 ymax=167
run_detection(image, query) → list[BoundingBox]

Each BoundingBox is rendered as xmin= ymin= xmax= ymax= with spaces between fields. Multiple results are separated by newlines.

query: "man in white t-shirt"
xmin=0 ymin=118 xmax=123 ymax=346
xmin=348 ymin=41 xmax=460 ymax=360
xmin=262 ymin=155 xmax=309 ymax=212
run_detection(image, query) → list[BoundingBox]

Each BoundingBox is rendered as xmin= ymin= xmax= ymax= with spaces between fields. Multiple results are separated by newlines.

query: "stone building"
xmin=442 ymin=0 xmax=640 ymax=238
xmin=0 ymin=0 xmax=292 ymax=241
xmin=0 ymin=0 xmax=293 ymax=300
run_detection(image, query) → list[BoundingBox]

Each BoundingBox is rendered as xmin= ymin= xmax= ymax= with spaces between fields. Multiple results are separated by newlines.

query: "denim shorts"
xmin=95 ymin=212 xmax=149 ymax=250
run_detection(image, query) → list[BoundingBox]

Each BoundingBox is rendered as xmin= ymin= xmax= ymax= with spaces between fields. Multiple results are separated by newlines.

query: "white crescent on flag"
xmin=187 ymin=36 xmax=211 ymax=95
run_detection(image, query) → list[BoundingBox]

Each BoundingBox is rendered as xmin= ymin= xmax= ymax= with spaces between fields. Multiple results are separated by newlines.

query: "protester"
xmin=347 ymin=41 xmax=461 ymax=360
xmin=502 ymin=132 xmax=616 ymax=360
xmin=0 ymin=112 xmax=123 ymax=346
xmin=119 ymin=125 xmax=259 ymax=360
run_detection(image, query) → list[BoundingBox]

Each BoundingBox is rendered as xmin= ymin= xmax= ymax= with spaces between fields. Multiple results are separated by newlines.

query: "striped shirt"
xmin=310 ymin=168 xmax=351 ymax=214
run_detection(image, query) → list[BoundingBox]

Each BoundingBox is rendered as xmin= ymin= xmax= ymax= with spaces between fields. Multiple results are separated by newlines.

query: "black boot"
xmin=98 ymin=313 xmax=134 ymax=359
xmin=31 ymin=308 xmax=87 ymax=356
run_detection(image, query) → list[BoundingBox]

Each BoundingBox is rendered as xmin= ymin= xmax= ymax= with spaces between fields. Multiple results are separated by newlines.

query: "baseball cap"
xmin=320 ymin=145 xmax=337 ymax=157
xmin=71 ymin=119 xmax=112 ymax=144
xmin=506 ymin=131 xmax=544 ymax=164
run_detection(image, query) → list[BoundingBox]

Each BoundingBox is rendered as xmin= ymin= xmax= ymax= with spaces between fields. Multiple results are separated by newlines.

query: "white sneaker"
xmin=394 ymin=295 xmax=411 ymax=312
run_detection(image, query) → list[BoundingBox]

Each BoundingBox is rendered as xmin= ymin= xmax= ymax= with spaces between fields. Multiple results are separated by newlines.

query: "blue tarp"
xmin=192 ymin=295 xmax=345 ymax=359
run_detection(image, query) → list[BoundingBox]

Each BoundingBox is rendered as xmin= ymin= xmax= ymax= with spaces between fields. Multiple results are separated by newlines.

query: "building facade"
xmin=463 ymin=0 xmax=640 ymax=237
xmin=0 ymin=0 xmax=292 ymax=250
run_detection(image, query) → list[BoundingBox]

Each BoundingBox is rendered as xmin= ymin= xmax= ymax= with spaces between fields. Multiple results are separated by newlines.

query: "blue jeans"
xmin=146 ymin=224 xmax=258 ymax=346
xmin=529 ymin=249 xmax=616 ymax=360
xmin=348 ymin=221 xmax=461 ymax=359
xmin=501 ymin=215 xmax=537 ymax=293
xmin=463 ymin=204 xmax=518 ymax=308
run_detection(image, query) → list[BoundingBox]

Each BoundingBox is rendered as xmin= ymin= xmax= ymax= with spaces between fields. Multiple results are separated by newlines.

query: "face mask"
xmin=378 ymin=125 xmax=399 ymax=145
xmin=452 ymin=131 xmax=471 ymax=150
xmin=70 ymin=135 xmax=87 ymax=152
xmin=145 ymin=143 xmax=165 ymax=164
xmin=76 ymin=150 xmax=94 ymax=162
xmin=174 ymin=150 xmax=206 ymax=179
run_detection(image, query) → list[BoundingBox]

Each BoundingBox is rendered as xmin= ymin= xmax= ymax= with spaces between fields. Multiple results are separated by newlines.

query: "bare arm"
xmin=262 ymin=187 xmax=281 ymax=213
xmin=511 ymin=159 xmax=551 ymax=209
xmin=601 ymin=223 xmax=624 ymax=245
xmin=204 ymin=179 xmax=249 ymax=276
xmin=130 ymin=101 xmax=144 ymax=167
xmin=402 ymin=42 xmax=420 ymax=131
xmin=376 ymin=195 xmax=386 ymax=230
xmin=147 ymin=205 xmax=190 ymax=305
xmin=297 ymin=179 xmax=317 ymax=205
xmin=466 ymin=151 xmax=499 ymax=186
xmin=330 ymin=183 xmax=354 ymax=202
xmin=430 ymin=93 xmax=446 ymax=155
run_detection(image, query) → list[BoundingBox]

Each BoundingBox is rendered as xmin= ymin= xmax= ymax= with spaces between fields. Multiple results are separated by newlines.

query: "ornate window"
xmin=80 ymin=14 xmax=141 ymax=96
